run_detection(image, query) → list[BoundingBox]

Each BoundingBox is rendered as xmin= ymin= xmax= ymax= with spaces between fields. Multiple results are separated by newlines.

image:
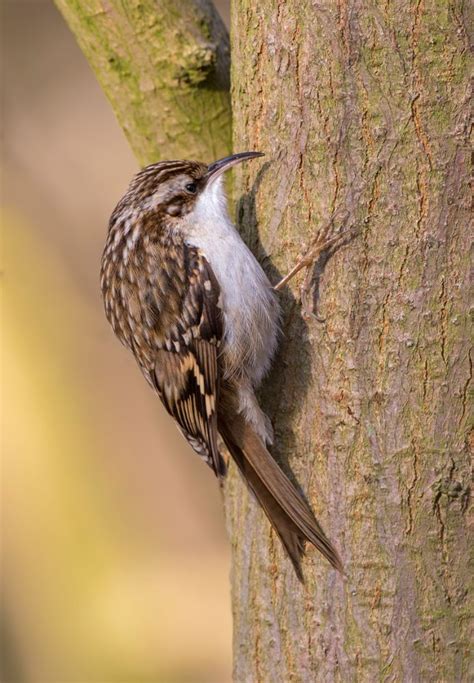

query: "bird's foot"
xmin=274 ymin=224 xmax=352 ymax=292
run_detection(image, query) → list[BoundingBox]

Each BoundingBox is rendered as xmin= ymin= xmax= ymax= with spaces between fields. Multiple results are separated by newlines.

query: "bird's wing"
xmin=151 ymin=245 xmax=225 ymax=476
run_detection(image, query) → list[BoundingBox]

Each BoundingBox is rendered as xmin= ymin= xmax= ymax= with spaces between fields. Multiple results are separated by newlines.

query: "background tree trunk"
xmin=226 ymin=1 xmax=472 ymax=681
xmin=54 ymin=0 xmax=231 ymax=165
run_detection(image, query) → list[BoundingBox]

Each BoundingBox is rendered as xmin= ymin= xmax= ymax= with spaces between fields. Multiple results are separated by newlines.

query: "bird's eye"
xmin=185 ymin=182 xmax=197 ymax=194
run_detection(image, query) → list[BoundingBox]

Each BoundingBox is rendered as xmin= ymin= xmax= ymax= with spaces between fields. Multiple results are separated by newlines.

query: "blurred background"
xmin=2 ymin=1 xmax=232 ymax=681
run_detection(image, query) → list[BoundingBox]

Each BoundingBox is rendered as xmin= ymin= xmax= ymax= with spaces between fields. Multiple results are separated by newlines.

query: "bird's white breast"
xmin=184 ymin=178 xmax=279 ymax=386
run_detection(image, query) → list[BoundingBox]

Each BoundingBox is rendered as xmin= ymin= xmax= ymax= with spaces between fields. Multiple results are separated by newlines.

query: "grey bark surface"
xmin=225 ymin=1 xmax=472 ymax=681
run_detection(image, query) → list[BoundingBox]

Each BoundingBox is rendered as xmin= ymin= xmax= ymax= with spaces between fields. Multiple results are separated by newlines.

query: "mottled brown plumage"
xmin=101 ymin=153 xmax=343 ymax=579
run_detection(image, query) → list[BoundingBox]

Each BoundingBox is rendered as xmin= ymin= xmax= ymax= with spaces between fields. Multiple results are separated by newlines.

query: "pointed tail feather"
xmin=219 ymin=412 xmax=343 ymax=580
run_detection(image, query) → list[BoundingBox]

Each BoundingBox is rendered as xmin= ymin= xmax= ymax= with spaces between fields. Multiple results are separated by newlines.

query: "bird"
xmin=100 ymin=151 xmax=343 ymax=580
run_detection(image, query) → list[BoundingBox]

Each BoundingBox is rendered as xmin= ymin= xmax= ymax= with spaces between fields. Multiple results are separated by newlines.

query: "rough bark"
xmin=226 ymin=1 xmax=472 ymax=681
xmin=54 ymin=0 xmax=231 ymax=166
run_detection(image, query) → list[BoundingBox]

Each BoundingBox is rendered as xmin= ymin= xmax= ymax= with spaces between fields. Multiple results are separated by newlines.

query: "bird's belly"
xmin=186 ymin=227 xmax=279 ymax=386
xmin=220 ymin=255 xmax=279 ymax=384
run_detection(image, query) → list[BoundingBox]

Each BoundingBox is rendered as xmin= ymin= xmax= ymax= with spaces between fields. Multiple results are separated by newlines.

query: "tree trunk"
xmin=54 ymin=0 xmax=231 ymax=166
xmin=226 ymin=1 xmax=472 ymax=681
xmin=55 ymin=1 xmax=472 ymax=679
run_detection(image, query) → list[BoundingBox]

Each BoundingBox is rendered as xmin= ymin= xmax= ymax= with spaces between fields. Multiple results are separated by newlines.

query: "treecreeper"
xmin=101 ymin=152 xmax=343 ymax=580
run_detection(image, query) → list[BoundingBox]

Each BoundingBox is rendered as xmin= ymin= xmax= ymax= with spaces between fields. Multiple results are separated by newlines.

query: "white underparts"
xmin=184 ymin=177 xmax=279 ymax=443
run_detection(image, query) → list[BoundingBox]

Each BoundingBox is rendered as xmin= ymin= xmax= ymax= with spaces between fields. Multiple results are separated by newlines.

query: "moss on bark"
xmin=54 ymin=0 xmax=231 ymax=165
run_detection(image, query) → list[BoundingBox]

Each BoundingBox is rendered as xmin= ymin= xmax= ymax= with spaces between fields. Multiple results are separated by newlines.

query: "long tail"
xmin=219 ymin=411 xmax=343 ymax=581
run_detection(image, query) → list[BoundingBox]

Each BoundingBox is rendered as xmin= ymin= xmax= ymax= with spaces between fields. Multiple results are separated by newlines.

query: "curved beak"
xmin=205 ymin=151 xmax=264 ymax=184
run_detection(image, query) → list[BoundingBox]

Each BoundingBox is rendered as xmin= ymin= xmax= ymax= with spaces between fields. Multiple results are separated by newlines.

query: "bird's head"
xmin=114 ymin=152 xmax=264 ymax=222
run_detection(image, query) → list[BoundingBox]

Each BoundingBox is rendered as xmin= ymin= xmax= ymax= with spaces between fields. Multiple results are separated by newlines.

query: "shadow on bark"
xmin=235 ymin=165 xmax=354 ymax=506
